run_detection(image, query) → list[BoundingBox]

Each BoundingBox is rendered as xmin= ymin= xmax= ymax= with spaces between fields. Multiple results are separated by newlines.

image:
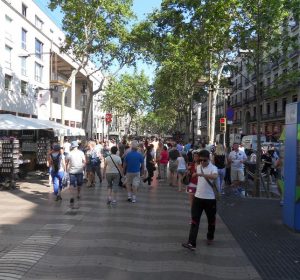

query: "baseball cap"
xmin=71 ymin=140 xmax=79 ymax=148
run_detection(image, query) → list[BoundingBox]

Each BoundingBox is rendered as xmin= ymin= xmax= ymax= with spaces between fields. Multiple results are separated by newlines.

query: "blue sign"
xmin=226 ymin=107 xmax=234 ymax=121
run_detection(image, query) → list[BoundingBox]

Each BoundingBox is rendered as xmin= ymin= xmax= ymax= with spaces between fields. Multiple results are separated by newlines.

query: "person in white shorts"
xmin=228 ymin=143 xmax=247 ymax=192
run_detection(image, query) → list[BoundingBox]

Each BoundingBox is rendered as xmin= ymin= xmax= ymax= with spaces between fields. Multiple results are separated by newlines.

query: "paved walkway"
xmin=0 ymin=177 xmax=260 ymax=280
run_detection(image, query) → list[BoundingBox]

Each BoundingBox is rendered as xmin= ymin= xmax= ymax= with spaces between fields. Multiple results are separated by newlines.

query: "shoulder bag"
xmin=200 ymin=166 xmax=220 ymax=201
xmin=109 ymin=155 xmax=124 ymax=187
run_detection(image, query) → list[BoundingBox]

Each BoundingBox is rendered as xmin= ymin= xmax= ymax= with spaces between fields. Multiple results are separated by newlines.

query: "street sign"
xmin=226 ymin=107 xmax=234 ymax=121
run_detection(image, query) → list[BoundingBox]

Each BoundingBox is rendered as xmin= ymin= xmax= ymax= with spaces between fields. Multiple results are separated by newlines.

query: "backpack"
xmin=90 ymin=152 xmax=100 ymax=166
xmin=51 ymin=154 xmax=61 ymax=172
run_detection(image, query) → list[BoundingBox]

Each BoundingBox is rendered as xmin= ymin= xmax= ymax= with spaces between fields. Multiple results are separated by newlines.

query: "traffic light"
xmin=220 ymin=117 xmax=226 ymax=132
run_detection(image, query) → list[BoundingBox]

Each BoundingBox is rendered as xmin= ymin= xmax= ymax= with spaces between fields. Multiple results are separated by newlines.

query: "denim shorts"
xmin=69 ymin=173 xmax=83 ymax=187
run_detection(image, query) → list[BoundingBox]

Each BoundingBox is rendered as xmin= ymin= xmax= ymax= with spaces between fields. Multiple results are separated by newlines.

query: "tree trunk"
xmin=209 ymin=63 xmax=225 ymax=145
xmin=82 ymin=77 xmax=105 ymax=131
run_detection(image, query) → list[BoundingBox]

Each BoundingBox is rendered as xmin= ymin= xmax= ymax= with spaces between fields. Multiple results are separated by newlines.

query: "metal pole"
xmin=49 ymin=90 xmax=53 ymax=121
xmin=60 ymin=88 xmax=65 ymax=146
xmin=102 ymin=118 xmax=105 ymax=142
xmin=91 ymin=98 xmax=93 ymax=139
xmin=207 ymin=86 xmax=212 ymax=143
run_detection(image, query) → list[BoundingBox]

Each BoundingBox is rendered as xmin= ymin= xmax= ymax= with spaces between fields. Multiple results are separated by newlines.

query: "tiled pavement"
xmin=0 ymin=177 xmax=261 ymax=280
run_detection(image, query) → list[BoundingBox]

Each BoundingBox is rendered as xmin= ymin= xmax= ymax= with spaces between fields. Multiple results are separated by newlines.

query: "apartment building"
xmin=0 ymin=0 xmax=105 ymax=138
xmin=200 ymin=24 xmax=300 ymax=143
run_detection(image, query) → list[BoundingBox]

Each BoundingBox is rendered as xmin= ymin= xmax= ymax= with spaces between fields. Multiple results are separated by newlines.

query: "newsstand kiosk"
xmin=283 ymin=102 xmax=300 ymax=231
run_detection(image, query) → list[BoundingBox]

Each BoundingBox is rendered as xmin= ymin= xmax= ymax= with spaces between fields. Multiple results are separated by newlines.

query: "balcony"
xmin=234 ymin=118 xmax=242 ymax=125
xmin=231 ymin=100 xmax=242 ymax=108
xmin=251 ymin=74 xmax=256 ymax=81
xmin=238 ymin=83 xmax=243 ymax=89
xmin=262 ymin=111 xmax=285 ymax=121
xmin=249 ymin=115 xmax=257 ymax=122
xmin=248 ymin=95 xmax=257 ymax=102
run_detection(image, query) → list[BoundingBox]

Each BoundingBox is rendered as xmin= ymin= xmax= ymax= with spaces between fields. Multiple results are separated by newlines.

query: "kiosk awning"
xmin=20 ymin=118 xmax=86 ymax=137
xmin=0 ymin=114 xmax=85 ymax=136
xmin=0 ymin=114 xmax=49 ymax=130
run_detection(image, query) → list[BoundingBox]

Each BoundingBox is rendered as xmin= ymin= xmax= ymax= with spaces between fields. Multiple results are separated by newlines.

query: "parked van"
xmin=242 ymin=135 xmax=266 ymax=151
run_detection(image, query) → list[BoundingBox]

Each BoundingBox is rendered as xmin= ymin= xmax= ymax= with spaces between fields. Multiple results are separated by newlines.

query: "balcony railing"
xmin=262 ymin=111 xmax=285 ymax=120
xmin=234 ymin=118 xmax=242 ymax=125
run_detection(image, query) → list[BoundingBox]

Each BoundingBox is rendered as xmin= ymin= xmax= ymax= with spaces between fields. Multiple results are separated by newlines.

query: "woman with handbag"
xmin=103 ymin=146 xmax=123 ymax=206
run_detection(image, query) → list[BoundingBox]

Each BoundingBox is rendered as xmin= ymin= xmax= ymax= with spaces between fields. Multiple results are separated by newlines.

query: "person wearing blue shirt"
xmin=123 ymin=140 xmax=145 ymax=203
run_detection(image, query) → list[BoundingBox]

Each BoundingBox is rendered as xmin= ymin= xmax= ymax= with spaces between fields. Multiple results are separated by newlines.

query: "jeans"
xmin=188 ymin=197 xmax=217 ymax=247
xmin=217 ymin=168 xmax=226 ymax=192
xmin=51 ymin=170 xmax=64 ymax=195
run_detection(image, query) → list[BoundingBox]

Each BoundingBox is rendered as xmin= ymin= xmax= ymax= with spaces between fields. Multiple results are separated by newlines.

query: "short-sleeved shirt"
xmin=124 ymin=151 xmax=144 ymax=173
xmin=105 ymin=154 xmax=122 ymax=174
xmin=195 ymin=163 xmax=218 ymax=200
xmin=67 ymin=149 xmax=85 ymax=174
xmin=228 ymin=150 xmax=247 ymax=170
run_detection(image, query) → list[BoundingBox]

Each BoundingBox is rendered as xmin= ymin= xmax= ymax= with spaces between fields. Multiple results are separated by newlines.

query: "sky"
xmin=34 ymin=0 xmax=163 ymax=81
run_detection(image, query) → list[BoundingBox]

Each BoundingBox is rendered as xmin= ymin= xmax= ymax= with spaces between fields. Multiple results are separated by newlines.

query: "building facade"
xmin=0 ymin=0 xmax=106 ymax=138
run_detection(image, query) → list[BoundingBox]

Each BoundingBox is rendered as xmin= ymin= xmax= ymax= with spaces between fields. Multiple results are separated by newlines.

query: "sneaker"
xmin=111 ymin=200 xmax=117 ymax=206
xmin=127 ymin=197 xmax=132 ymax=202
xmin=70 ymin=198 xmax=74 ymax=207
xmin=55 ymin=195 xmax=62 ymax=201
xmin=132 ymin=198 xmax=136 ymax=203
xmin=182 ymin=243 xmax=195 ymax=251
xmin=107 ymin=199 xmax=112 ymax=205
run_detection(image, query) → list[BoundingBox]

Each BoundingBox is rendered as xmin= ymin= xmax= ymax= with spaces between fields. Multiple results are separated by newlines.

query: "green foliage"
xmin=49 ymin=0 xmax=136 ymax=71
xmin=101 ymin=71 xmax=150 ymax=120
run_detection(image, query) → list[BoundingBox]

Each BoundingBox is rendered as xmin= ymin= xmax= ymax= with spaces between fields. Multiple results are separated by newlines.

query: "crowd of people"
xmin=46 ymin=136 xmax=283 ymax=251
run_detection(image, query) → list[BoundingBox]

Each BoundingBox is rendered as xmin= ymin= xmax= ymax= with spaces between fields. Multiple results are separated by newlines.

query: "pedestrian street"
xmin=0 ymin=177 xmax=260 ymax=280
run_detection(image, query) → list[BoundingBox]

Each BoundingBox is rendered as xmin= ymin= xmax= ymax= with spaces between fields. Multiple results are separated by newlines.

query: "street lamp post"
xmin=101 ymin=116 xmax=105 ymax=142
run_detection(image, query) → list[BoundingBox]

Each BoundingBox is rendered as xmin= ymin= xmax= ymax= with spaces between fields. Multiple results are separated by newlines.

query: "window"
xmin=267 ymin=103 xmax=270 ymax=114
xmin=5 ymin=45 xmax=12 ymax=69
xmin=35 ymin=16 xmax=43 ymax=30
xmin=21 ymin=57 xmax=27 ymax=76
xmin=35 ymin=38 xmax=43 ymax=59
xmin=35 ymin=62 xmax=43 ymax=82
xmin=21 ymin=81 xmax=28 ymax=95
xmin=22 ymin=3 xmax=27 ymax=17
xmin=4 ymin=75 xmax=12 ymax=90
xmin=21 ymin=28 xmax=27 ymax=49
xmin=292 ymin=94 xmax=298 ymax=102
xmin=253 ymin=106 xmax=257 ymax=116
xmin=5 ymin=15 xmax=12 ymax=41
xmin=267 ymin=77 xmax=271 ymax=87
xmin=274 ymin=101 xmax=278 ymax=113
xmin=282 ymin=98 xmax=287 ymax=112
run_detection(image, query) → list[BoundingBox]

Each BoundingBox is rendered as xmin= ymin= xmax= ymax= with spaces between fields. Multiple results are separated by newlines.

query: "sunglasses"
xmin=199 ymin=158 xmax=208 ymax=162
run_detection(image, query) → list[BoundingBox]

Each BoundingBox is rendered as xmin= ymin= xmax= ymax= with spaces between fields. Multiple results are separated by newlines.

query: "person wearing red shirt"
xmin=159 ymin=146 xmax=169 ymax=180
xmin=186 ymin=152 xmax=199 ymax=206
